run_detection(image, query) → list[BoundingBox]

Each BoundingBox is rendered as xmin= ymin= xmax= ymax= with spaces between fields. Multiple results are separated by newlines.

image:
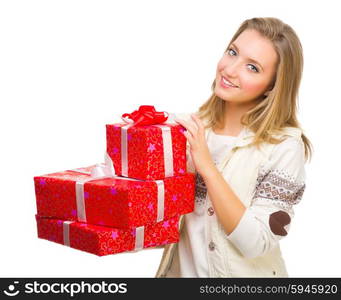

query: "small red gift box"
xmin=106 ymin=122 xmax=187 ymax=180
xmin=35 ymin=215 xmax=179 ymax=256
xmin=34 ymin=165 xmax=194 ymax=229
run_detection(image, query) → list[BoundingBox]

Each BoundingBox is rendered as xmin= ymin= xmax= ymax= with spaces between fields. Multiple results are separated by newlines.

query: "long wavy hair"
xmin=198 ymin=17 xmax=312 ymax=161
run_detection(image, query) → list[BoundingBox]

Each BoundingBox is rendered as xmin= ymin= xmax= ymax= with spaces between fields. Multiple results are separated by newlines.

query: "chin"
xmin=214 ymin=92 xmax=247 ymax=105
xmin=214 ymin=89 xmax=234 ymax=102
xmin=214 ymin=86 xmax=225 ymax=98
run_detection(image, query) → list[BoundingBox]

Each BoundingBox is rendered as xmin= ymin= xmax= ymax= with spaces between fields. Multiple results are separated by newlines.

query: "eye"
xmin=247 ymin=64 xmax=259 ymax=73
xmin=226 ymin=48 xmax=237 ymax=56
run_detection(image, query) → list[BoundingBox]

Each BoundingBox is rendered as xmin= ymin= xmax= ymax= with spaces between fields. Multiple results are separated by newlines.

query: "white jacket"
xmin=156 ymin=114 xmax=306 ymax=277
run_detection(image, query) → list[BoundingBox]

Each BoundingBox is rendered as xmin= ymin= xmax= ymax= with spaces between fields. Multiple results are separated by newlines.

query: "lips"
xmin=220 ymin=76 xmax=238 ymax=89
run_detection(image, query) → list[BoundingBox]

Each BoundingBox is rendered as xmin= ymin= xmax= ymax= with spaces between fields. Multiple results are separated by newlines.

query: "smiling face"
xmin=214 ymin=29 xmax=278 ymax=105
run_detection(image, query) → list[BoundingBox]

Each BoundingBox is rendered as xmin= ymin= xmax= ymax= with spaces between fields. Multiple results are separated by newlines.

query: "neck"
xmin=216 ymin=100 xmax=258 ymax=136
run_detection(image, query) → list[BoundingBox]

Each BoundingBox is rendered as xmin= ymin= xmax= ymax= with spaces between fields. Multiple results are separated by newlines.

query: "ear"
xmin=264 ymin=90 xmax=272 ymax=96
xmin=264 ymin=81 xmax=275 ymax=97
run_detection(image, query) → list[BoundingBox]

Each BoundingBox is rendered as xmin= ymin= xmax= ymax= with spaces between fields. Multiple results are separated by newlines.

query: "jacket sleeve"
xmin=226 ymin=136 xmax=306 ymax=259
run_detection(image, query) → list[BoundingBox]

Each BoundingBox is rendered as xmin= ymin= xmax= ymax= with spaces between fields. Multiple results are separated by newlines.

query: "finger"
xmin=191 ymin=114 xmax=205 ymax=134
xmin=175 ymin=118 xmax=198 ymax=137
xmin=183 ymin=130 xmax=195 ymax=146
xmin=174 ymin=117 xmax=187 ymax=127
xmin=174 ymin=118 xmax=188 ymax=132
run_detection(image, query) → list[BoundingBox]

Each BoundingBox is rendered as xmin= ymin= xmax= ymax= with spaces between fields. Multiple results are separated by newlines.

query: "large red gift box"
xmin=106 ymin=123 xmax=187 ymax=180
xmin=34 ymin=166 xmax=194 ymax=229
xmin=36 ymin=215 xmax=179 ymax=256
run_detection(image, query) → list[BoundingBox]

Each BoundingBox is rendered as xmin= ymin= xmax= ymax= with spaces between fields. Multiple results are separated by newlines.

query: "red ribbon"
xmin=121 ymin=105 xmax=168 ymax=126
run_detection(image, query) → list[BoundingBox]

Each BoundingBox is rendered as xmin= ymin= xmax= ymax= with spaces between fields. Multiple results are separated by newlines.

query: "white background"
xmin=1 ymin=0 xmax=340 ymax=277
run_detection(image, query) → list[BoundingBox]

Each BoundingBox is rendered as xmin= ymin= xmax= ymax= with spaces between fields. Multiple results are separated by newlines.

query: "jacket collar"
xmin=205 ymin=125 xmax=303 ymax=172
xmin=205 ymin=125 xmax=302 ymax=148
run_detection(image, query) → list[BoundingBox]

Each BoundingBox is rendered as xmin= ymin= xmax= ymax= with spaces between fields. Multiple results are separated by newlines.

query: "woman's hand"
xmin=175 ymin=114 xmax=216 ymax=178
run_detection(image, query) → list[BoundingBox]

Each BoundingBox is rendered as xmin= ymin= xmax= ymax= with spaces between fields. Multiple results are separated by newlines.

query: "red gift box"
xmin=34 ymin=165 xmax=194 ymax=229
xmin=35 ymin=215 xmax=179 ymax=256
xmin=106 ymin=123 xmax=187 ymax=180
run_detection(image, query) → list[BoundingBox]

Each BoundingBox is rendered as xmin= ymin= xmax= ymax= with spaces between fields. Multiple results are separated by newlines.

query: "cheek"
xmin=242 ymin=78 xmax=268 ymax=95
xmin=216 ymin=58 xmax=226 ymax=73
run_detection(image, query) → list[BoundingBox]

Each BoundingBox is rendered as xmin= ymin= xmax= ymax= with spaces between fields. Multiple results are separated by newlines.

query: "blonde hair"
xmin=198 ymin=17 xmax=313 ymax=161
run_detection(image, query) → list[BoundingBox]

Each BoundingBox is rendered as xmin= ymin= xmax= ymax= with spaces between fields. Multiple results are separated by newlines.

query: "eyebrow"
xmin=230 ymin=43 xmax=264 ymax=72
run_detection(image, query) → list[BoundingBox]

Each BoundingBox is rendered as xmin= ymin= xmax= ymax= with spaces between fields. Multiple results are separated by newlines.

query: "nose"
xmin=222 ymin=59 xmax=239 ymax=78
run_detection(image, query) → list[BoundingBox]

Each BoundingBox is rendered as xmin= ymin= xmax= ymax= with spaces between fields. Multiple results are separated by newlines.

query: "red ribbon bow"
xmin=121 ymin=105 xmax=168 ymax=126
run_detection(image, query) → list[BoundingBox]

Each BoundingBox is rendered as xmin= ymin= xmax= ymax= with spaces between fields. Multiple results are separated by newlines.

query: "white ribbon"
xmin=75 ymin=181 xmax=87 ymax=222
xmin=134 ymin=226 xmax=145 ymax=251
xmin=120 ymin=123 xmax=174 ymax=178
xmin=70 ymin=159 xmax=116 ymax=223
xmin=69 ymin=155 xmax=118 ymax=222
xmin=154 ymin=125 xmax=174 ymax=177
xmin=69 ymin=153 xmax=165 ymax=223
xmin=62 ymin=219 xmax=145 ymax=252
xmin=63 ymin=221 xmax=74 ymax=246
xmin=155 ymin=180 xmax=165 ymax=222
xmin=121 ymin=123 xmax=133 ymax=177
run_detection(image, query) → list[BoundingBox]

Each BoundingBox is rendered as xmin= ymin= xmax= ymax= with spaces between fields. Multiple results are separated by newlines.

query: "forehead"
xmin=232 ymin=29 xmax=278 ymax=70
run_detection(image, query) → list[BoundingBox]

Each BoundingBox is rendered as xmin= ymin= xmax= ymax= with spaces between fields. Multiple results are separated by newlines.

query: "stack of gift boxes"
xmin=34 ymin=106 xmax=195 ymax=256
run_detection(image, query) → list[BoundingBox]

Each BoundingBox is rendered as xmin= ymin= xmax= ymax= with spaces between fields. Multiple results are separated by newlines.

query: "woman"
xmin=156 ymin=17 xmax=312 ymax=277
